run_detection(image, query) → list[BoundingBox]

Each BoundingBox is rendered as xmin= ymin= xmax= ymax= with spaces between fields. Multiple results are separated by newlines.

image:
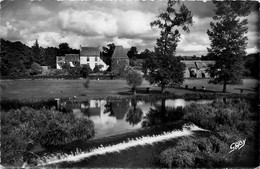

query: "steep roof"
xmin=80 ymin=47 xmax=100 ymax=56
xmin=181 ymin=61 xmax=197 ymax=69
xmin=111 ymin=46 xmax=129 ymax=59
xmin=181 ymin=60 xmax=215 ymax=70
xmin=65 ymin=54 xmax=80 ymax=62
xmin=195 ymin=61 xmax=215 ymax=69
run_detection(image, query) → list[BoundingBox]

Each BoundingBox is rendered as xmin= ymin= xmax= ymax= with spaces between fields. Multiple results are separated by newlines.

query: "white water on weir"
xmin=37 ymin=124 xmax=209 ymax=166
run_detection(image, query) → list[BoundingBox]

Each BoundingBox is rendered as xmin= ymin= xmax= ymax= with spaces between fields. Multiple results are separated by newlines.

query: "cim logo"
xmin=229 ymin=139 xmax=246 ymax=153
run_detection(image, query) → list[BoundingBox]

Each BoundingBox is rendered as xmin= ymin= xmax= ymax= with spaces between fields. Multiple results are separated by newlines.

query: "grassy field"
xmin=0 ymin=78 xmax=258 ymax=100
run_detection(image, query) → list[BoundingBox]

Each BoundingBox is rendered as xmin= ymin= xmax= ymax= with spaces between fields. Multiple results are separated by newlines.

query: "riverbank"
xmin=0 ymin=79 xmax=258 ymax=101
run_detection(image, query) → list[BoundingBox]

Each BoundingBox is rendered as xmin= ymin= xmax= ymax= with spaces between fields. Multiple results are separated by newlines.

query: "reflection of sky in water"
xmin=165 ymin=99 xmax=212 ymax=107
xmin=60 ymin=99 xmax=213 ymax=139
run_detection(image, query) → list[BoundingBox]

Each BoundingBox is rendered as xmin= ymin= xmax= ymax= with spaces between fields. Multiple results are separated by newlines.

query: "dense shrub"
xmin=30 ymin=62 xmax=43 ymax=75
xmin=0 ymin=99 xmax=56 ymax=111
xmin=80 ymin=64 xmax=92 ymax=78
xmin=93 ymin=65 xmax=103 ymax=73
xmin=1 ymin=107 xmax=95 ymax=166
xmin=159 ymin=136 xmax=229 ymax=168
xmin=159 ymin=99 xmax=258 ymax=168
xmin=1 ymin=135 xmax=27 ymax=166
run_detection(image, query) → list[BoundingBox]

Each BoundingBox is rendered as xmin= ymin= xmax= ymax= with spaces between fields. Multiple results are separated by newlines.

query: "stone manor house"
xmin=56 ymin=45 xmax=129 ymax=72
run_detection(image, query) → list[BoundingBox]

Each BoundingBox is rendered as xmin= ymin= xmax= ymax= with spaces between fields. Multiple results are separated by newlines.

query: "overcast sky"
xmin=1 ymin=0 xmax=259 ymax=56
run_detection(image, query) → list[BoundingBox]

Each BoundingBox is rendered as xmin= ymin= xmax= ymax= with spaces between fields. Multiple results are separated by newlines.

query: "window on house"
xmin=95 ymin=57 xmax=98 ymax=62
xmin=87 ymin=57 xmax=89 ymax=62
xmin=57 ymin=57 xmax=63 ymax=61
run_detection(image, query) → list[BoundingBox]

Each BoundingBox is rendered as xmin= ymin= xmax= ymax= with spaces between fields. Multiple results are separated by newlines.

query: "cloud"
xmin=184 ymin=1 xmax=216 ymax=18
xmin=0 ymin=21 xmax=23 ymax=41
xmin=58 ymin=9 xmax=117 ymax=37
xmin=114 ymin=9 xmax=156 ymax=37
xmin=246 ymin=47 xmax=259 ymax=54
xmin=1 ymin=0 xmax=258 ymax=56
xmin=26 ymin=32 xmax=66 ymax=47
xmin=30 ymin=5 xmax=51 ymax=18
xmin=111 ymin=37 xmax=145 ymax=49
xmin=175 ymin=16 xmax=212 ymax=56
xmin=57 ymin=9 xmax=156 ymax=39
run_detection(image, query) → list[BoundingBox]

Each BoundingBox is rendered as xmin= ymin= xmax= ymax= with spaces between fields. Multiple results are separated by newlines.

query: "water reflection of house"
xmin=81 ymin=100 xmax=102 ymax=117
xmin=111 ymin=101 xmax=130 ymax=120
xmin=65 ymin=100 xmax=81 ymax=110
xmin=181 ymin=60 xmax=215 ymax=78
xmin=57 ymin=99 xmax=130 ymax=121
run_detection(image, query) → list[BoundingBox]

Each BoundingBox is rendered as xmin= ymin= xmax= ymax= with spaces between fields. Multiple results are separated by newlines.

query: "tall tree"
xmin=102 ymin=43 xmax=115 ymax=71
xmin=58 ymin=43 xmax=71 ymax=56
xmin=127 ymin=46 xmax=138 ymax=66
xmin=45 ymin=47 xmax=58 ymax=68
xmin=32 ymin=40 xmax=45 ymax=65
xmin=243 ymin=53 xmax=259 ymax=79
xmin=138 ymin=49 xmax=153 ymax=60
xmin=207 ymin=1 xmax=252 ymax=92
xmin=1 ymin=39 xmax=33 ymax=76
xmin=144 ymin=0 xmax=193 ymax=93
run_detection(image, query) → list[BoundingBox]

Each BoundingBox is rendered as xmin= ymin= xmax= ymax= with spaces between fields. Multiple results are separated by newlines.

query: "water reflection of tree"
xmin=126 ymin=99 xmax=143 ymax=126
xmin=104 ymin=102 xmax=115 ymax=117
xmin=142 ymin=99 xmax=184 ymax=127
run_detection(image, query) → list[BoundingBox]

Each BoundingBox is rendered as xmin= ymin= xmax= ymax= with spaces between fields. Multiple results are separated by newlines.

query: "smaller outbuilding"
xmin=181 ymin=60 xmax=215 ymax=78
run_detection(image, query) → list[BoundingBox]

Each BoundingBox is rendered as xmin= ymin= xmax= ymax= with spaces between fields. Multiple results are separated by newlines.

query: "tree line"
xmin=0 ymin=39 xmax=78 ymax=76
xmin=0 ymin=38 xmax=153 ymax=77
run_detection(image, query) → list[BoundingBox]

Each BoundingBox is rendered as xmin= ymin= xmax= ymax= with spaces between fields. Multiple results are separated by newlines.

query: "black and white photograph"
xmin=0 ymin=0 xmax=259 ymax=168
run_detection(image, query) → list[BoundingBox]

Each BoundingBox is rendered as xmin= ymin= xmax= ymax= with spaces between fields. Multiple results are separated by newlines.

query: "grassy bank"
xmin=0 ymin=79 xmax=258 ymax=101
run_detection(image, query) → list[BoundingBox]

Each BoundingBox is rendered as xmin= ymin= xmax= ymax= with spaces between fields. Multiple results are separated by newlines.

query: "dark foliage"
xmin=1 ymin=107 xmax=95 ymax=166
xmin=145 ymin=0 xmax=193 ymax=93
xmin=243 ymin=53 xmax=259 ymax=79
xmin=159 ymin=99 xmax=259 ymax=168
xmin=127 ymin=46 xmax=138 ymax=66
xmin=207 ymin=1 xmax=252 ymax=92
xmin=30 ymin=62 xmax=43 ymax=75
xmin=80 ymin=64 xmax=92 ymax=78
xmin=101 ymin=43 xmax=115 ymax=71
xmin=0 ymin=99 xmax=57 ymax=111
xmin=1 ymin=39 xmax=33 ymax=76
xmin=0 ymin=39 xmax=79 ymax=77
